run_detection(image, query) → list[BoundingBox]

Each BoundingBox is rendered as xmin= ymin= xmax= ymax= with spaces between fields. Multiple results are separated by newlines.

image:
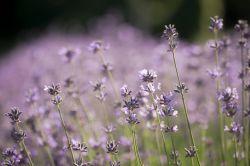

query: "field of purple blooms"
xmin=0 ymin=16 xmax=250 ymax=166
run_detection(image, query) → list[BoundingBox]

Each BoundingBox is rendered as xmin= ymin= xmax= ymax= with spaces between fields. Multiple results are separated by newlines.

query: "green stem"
xmin=150 ymin=93 xmax=170 ymax=165
xmin=214 ymin=30 xmax=226 ymax=164
xmin=131 ymin=125 xmax=144 ymax=166
xmin=171 ymin=49 xmax=201 ymax=166
xmin=98 ymin=49 xmax=120 ymax=100
xmin=166 ymin=117 xmax=178 ymax=166
xmin=16 ymin=123 xmax=34 ymax=166
xmin=56 ymin=104 xmax=76 ymax=163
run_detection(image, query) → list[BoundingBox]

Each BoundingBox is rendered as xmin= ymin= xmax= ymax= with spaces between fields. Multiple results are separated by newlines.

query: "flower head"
xmin=44 ymin=84 xmax=60 ymax=96
xmin=209 ymin=16 xmax=223 ymax=32
xmin=5 ymin=107 xmax=22 ymax=124
xmin=88 ymin=40 xmax=109 ymax=54
xmin=106 ymin=140 xmax=118 ymax=154
xmin=139 ymin=69 xmax=157 ymax=83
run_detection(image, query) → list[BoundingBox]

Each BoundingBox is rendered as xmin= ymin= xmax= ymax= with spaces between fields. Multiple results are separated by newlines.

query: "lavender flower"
xmin=123 ymin=97 xmax=140 ymax=111
xmin=89 ymin=79 xmax=106 ymax=92
xmin=120 ymin=84 xmax=132 ymax=98
xmin=104 ymin=124 xmax=116 ymax=134
xmin=209 ymin=16 xmax=223 ymax=32
xmin=139 ymin=69 xmax=157 ymax=83
xmin=207 ymin=68 xmax=222 ymax=79
xmin=88 ymin=40 xmax=109 ymax=54
xmin=185 ymin=146 xmax=197 ymax=157
xmin=25 ymin=88 xmax=39 ymax=105
xmin=224 ymin=122 xmax=243 ymax=142
xmin=160 ymin=124 xmax=178 ymax=133
xmin=5 ymin=107 xmax=22 ymax=124
xmin=71 ymin=140 xmax=88 ymax=153
xmin=11 ymin=128 xmax=26 ymax=143
xmin=162 ymin=24 xmax=178 ymax=40
xmin=58 ymin=47 xmax=81 ymax=63
xmin=110 ymin=161 xmax=121 ymax=166
xmin=106 ymin=140 xmax=119 ymax=154
xmin=235 ymin=20 xmax=248 ymax=32
xmin=174 ymin=83 xmax=188 ymax=93
xmin=126 ymin=113 xmax=140 ymax=125
xmin=51 ymin=95 xmax=63 ymax=105
xmin=219 ymin=87 xmax=239 ymax=117
xmin=44 ymin=84 xmax=60 ymax=96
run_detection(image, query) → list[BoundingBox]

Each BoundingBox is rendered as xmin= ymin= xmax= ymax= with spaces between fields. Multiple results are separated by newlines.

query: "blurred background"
xmin=0 ymin=0 xmax=250 ymax=56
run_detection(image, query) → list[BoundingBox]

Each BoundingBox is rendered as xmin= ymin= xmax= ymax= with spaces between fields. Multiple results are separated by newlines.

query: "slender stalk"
xmin=166 ymin=117 xmax=178 ymax=166
xmin=98 ymin=49 xmax=120 ymax=100
xmin=213 ymin=31 xmax=226 ymax=164
xmin=56 ymin=104 xmax=76 ymax=163
xmin=16 ymin=123 xmax=34 ymax=166
xmin=150 ymin=93 xmax=170 ymax=165
xmin=130 ymin=125 xmax=144 ymax=166
xmin=234 ymin=136 xmax=238 ymax=166
xmin=171 ymin=49 xmax=201 ymax=166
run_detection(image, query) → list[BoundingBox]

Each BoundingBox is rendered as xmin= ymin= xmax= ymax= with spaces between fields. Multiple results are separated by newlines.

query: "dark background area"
xmin=0 ymin=0 xmax=250 ymax=56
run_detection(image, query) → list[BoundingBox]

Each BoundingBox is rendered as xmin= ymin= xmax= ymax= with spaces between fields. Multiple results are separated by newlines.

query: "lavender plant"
xmin=1 ymin=15 xmax=250 ymax=166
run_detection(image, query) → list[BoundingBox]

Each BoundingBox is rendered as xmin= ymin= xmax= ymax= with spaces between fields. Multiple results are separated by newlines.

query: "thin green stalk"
xmin=234 ymin=136 xmax=238 ymax=166
xmin=155 ymin=129 xmax=164 ymax=166
xmin=16 ymin=123 xmax=34 ymax=166
xmin=166 ymin=117 xmax=178 ymax=166
xmin=98 ymin=49 xmax=120 ymax=100
xmin=56 ymin=104 xmax=76 ymax=163
xmin=171 ymin=49 xmax=201 ymax=166
xmin=130 ymin=125 xmax=144 ymax=166
xmin=150 ymin=93 xmax=170 ymax=165
xmin=214 ymin=31 xmax=226 ymax=164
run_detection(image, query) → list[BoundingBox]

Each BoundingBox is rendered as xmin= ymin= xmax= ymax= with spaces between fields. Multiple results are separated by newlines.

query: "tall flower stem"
xmin=16 ymin=123 xmax=34 ymax=166
xmin=130 ymin=125 xmax=144 ymax=166
xmin=56 ymin=104 xmax=76 ymax=163
xmin=171 ymin=49 xmax=201 ymax=166
xmin=98 ymin=50 xmax=120 ymax=100
xmin=213 ymin=31 xmax=226 ymax=163
xmin=150 ymin=93 xmax=170 ymax=165
xmin=166 ymin=117 xmax=178 ymax=166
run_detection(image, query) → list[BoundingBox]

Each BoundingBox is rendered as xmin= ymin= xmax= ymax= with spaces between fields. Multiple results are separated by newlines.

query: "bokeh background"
xmin=0 ymin=0 xmax=250 ymax=56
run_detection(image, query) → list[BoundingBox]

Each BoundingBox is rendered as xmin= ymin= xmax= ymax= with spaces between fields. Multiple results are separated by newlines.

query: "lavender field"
xmin=0 ymin=16 xmax=250 ymax=166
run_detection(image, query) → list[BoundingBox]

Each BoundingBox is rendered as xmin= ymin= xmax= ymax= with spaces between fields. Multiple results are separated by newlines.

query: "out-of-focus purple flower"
xmin=126 ymin=113 xmax=140 ymax=125
xmin=89 ymin=78 xmax=106 ymax=92
xmin=235 ymin=20 xmax=248 ymax=32
xmin=207 ymin=68 xmax=222 ymax=79
xmin=44 ymin=84 xmax=60 ymax=96
xmin=218 ymin=87 xmax=238 ymax=102
xmin=120 ymin=84 xmax=132 ymax=98
xmin=209 ymin=16 xmax=223 ymax=32
xmin=5 ymin=107 xmax=22 ymax=124
xmin=51 ymin=95 xmax=63 ymax=105
xmin=123 ymin=97 xmax=140 ymax=111
xmin=71 ymin=139 xmax=88 ymax=153
xmin=160 ymin=123 xmax=178 ymax=133
xmin=162 ymin=24 xmax=178 ymax=40
xmin=139 ymin=69 xmax=157 ymax=83
xmin=224 ymin=122 xmax=243 ymax=142
xmin=25 ymin=88 xmax=39 ymax=105
xmin=88 ymin=40 xmax=110 ymax=54
xmin=58 ymin=47 xmax=81 ymax=63
xmin=106 ymin=140 xmax=118 ymax=154
xmin=185 ymin=146 xmax=197 ymax=158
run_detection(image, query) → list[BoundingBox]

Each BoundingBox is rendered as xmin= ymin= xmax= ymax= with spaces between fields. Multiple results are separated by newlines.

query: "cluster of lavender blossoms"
xmin=1 ymin=15 xmax=250 ymax=166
